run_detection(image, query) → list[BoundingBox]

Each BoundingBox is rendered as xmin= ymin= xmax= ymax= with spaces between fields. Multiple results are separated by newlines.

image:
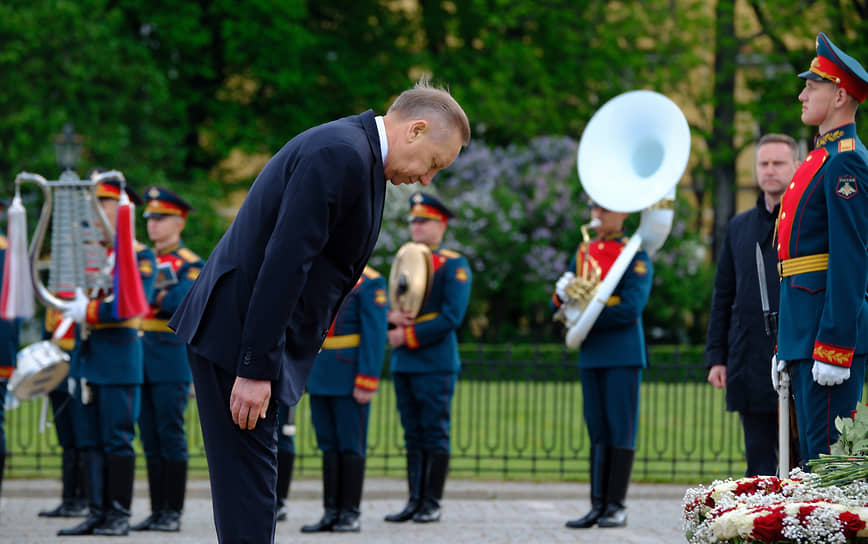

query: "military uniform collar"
xmin=597 ymin=231 xmax=625 ymax=241
xmin=814 ymin=123 xmax=857 ymax=150
xmin=157 ymin=242 xmax=181 ymax=256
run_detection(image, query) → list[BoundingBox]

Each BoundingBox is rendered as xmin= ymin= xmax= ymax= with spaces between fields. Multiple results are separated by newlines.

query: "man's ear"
xmin=407 ymin=120 xmax=428 ymax=142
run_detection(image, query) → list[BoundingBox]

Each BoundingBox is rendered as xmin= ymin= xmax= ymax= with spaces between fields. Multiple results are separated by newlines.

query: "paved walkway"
xmin=1 ymin=478 xmax=689 ymax=543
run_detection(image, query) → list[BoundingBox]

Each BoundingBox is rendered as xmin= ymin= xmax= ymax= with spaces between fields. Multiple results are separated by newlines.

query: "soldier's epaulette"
xmin=439 ymin=248 xmax=462 ymax=259
xmin=0 ymin=235 xmax=7 ymax=250
xmin=135 ymin=241 xmax=148 ymax=252
xmin=177 ymin=247 xmax=201 ymax=264
xmin=619 ymin=235 xmax=630 ymax=244
xmin=362 ymin=266 xmax=381 ymax=279
xmin=838 ymin=138 xmax=856 ymax=153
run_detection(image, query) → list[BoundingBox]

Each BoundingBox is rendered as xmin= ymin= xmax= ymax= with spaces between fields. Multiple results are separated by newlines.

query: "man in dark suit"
xmin=705 ymin=134 xmax=800 ymax=477
xmin=168 ymin=80 xmax=470 ymax=544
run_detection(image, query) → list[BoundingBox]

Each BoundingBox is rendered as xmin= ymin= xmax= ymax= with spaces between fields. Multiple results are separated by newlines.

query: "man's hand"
xmin=555 ymin=271 xmax=575 ymax=301
xmin=388 ymin=327 xmax=406 ymax=347
xmin=230 ymin=377 xmax=271 ymax=430
xmin=388 ymin=309 xmax=415 ymax=327
xmin=707 ymin=364 xmax=726 ymax=389
xmin=812 ymin=360 xmax=850 ymax=386
xmin=352 ymin=386 xmax=375 ymax=404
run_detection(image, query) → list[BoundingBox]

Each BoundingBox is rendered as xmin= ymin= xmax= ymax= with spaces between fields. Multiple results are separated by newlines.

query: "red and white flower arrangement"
xmin=682 ymin=471 xmax=868 ymax=543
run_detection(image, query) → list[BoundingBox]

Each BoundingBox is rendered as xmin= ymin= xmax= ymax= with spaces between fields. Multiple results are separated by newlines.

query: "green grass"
xmin=5 ymin=378 xmax=747 ymax=485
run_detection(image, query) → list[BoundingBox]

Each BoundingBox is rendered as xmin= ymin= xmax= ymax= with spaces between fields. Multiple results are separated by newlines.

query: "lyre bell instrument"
xmin=559 ymin=90 xmax=691 ymax=349
xmin=18 ymin=169 xmax=117 ymax=312
xmin=7 ymin=169 xmax=117 ymax=401
xmin=388 ymin=242 xmax=434 ymax=317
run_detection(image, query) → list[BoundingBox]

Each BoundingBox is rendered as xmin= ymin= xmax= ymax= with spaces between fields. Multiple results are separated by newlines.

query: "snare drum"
xmin=8 ymin=341 xmax=70 ymax=401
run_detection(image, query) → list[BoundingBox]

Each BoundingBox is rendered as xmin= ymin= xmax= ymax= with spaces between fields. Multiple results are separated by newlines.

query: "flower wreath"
xmin=682 ymin=471 xmax=868 ymax=543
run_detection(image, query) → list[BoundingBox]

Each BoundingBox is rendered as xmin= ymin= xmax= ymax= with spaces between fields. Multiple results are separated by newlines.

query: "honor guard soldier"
xmin=553 ymin=202 xmax=653 ymax=529
xmin=301 ymin=265 xmax=388 ymax=533
xmin=131 ymin=186 xmax=202 ymax=532
xmin=0 ymin=222 xmax=21 ymax=516
xmin=384 ymin=192 xmax=471 ymax=524
xmin=39 ymin=304 xmax=89 ymax=518
xmin=776 ymin=33 xmax=868 ymax=465
xmin=57 ymin=171 xmax=156 ymax=536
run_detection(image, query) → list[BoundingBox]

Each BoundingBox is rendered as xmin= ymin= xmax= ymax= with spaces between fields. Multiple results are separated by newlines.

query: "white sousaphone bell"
xmin=560 ymin=90 xmax=691 ymax=349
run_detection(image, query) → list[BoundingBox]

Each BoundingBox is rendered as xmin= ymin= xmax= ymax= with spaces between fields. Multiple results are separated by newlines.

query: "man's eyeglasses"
xmin=409 ymin=217 xmax=432 ymax=224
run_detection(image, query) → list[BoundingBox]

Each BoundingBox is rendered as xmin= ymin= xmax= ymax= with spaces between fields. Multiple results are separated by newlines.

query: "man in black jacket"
xmin=169 ymin=80 xmax=470 ymax=544
xmin=705 ymin=133 xmax=800 ymax=477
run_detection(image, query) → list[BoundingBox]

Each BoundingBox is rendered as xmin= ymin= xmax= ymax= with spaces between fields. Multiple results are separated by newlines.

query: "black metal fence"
xmin=6 ymin=344 xmax=749 ymax=483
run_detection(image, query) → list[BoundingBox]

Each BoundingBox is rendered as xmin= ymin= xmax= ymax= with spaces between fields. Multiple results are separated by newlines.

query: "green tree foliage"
xmin=0 ymin=0 xmax=865 ymax=343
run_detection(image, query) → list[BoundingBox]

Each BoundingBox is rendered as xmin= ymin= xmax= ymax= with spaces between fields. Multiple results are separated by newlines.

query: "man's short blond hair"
xmin=388 ymin=79 xmax=471 ymax=145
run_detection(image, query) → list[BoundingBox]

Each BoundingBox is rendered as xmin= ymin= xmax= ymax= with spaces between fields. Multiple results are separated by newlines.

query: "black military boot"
xmin=93 ymin=454 xmax=135 ymax=536
xmin=275 ymin=451 xmax=294 ymax=522
xmin=566 ymin=444 xmax=609 ymax=528
xmin=597 ymin=447 xmax=635 ymax=528
xmin=72 ymin=448 xmax=91 ymax=516
xmin=40 ymin=449 xmax=88 ymax=517
xmin=301 ymin=451 xmax=340 ymax=533
xmin=413 ymin=450 xmax=449 ymax=523
xmin=130 ymin=457 xmax=164 ymax=531
xmin=58 ymin=450 xmax=105 ymax=536
xmin=151 ymin=459 xmax=187 ymax=532
xmin=332 ymin=453 xmax=365 ymax=532
xmin=384 ymin=449 xmax=424 ymax=522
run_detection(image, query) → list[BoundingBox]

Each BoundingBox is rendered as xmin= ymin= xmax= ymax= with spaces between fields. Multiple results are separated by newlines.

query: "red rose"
xmin=735 ymin=480 xmax=758 ymax=496
xmin=840 ymin=511 xmax=866 ymax=539
xmin=797 ymin=505 xmax=817 ymax=525
xmin=751 ymin=509 xmax=785 ymax=542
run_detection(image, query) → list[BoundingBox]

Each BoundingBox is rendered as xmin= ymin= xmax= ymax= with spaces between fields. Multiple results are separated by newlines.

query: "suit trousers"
xmin=188 ymin=348 xmax=279 ymax=544
xmin=738 ymin=411 xmax=778 ymax=477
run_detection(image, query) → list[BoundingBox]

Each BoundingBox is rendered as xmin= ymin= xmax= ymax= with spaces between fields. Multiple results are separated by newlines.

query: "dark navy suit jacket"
xmin=169 ymin=110 xmax=386 ymax=405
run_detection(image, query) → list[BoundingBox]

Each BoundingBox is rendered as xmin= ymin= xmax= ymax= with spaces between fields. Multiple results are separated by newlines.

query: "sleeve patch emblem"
xmin=187 ymin=267 xmax=201 ymax=281
xmin=374 ymin=288 xmax=387 ymax=307
xmin=455 ymin=267 xmax=468 ymax=282
xmin=139 ymin=260 xmax=154 ymax=276
xmin=836 ymin=176 xmax=858 ymax=199
xmin=633 ymin=260 xmax=648 ymax=276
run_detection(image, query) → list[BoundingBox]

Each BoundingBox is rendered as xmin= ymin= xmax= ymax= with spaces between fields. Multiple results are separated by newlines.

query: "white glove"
xmin=555 ymin=272 xmax=575 ymax=301
xmin=60 ymin=287 xmax=89 ymax=324
xmin=562 ymin=304 xmax=582 ymax=328
xmin=812 ymin=359 xmax=850 ymax=386
xmin=770 ymin=355 xmax=786 ymax=392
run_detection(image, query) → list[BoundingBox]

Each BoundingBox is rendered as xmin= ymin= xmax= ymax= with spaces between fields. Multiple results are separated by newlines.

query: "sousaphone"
xmin=560 ymin=90 xmax=691 ymax=349
xmin=388 ymin=242 xmax=434 ymax=317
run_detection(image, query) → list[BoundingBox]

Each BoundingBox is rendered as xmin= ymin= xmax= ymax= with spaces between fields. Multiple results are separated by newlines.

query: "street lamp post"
xmin=53 ymin=123 xmax=82 ymax=173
